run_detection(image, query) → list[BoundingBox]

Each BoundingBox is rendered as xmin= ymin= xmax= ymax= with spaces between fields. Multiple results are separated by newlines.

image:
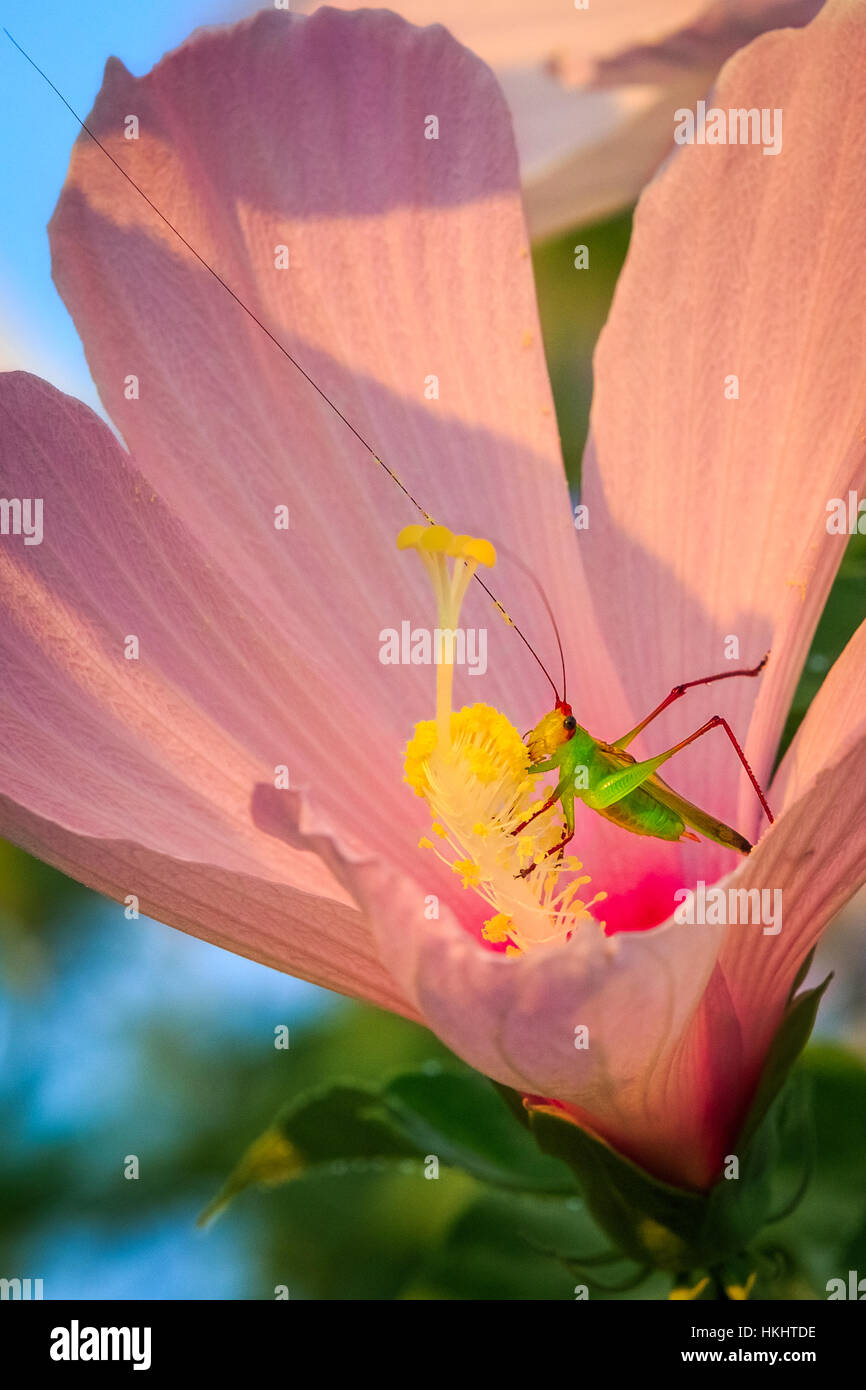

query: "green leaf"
xmin=383 ymin=1069 xmax=577 ymax=1193
xmin=759 ymin=1044 xmax=866 ymax=1294
xmin=276 ymin=1082 xmax=415 ymax=1163
xmin=528 ymin=1109 xmax=712 ymax=1270
xmin=423 ymin=1192 xmax=580 ymax=1300
xmin=202 ymin=1069 xmax=576 ymax=1225
xmin=197 ymin=1126 xmax=304 ymax=1228
xmin=198 ymin=1081 xmax=417 ymax=1224
xmin=492 ymin=1080 xmax=534 ymax=1130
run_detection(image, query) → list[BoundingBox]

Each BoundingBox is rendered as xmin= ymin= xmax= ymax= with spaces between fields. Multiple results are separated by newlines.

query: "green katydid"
xmin=514 ymin=654 xmax=772 ymax=878
xmin=13 ymin=30 xmax=775 ymax=871
xmin=475 ymin=542 xmax=774 ymax=873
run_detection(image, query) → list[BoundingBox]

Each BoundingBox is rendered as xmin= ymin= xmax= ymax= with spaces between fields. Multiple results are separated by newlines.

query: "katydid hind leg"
xmin=592 ymin=715 xmax=773 ymax=828
xmin=612 ymin=654 xmax=769 ymax=751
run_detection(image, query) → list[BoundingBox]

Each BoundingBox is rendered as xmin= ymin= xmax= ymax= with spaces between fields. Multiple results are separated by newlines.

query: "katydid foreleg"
xmin=512 ymin=792 xmax=558 ymax=837
xmin=516 ymin=776 xmax=576 ymax=878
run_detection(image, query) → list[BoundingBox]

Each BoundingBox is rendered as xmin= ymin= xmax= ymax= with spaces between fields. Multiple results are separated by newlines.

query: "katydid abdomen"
xmin=592 ymin=783 xmax=687 ymax=843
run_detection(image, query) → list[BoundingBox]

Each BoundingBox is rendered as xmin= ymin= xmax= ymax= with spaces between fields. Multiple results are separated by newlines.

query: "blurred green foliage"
xmin=779 ymin=530 xmax=866 ymax=760
xmin=532 ymin=211 xmax=633 ymax=485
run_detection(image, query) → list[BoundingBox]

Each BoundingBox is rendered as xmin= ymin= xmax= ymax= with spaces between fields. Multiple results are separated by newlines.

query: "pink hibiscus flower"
xmin=1 ymin=3 xmax=864 ymax=1193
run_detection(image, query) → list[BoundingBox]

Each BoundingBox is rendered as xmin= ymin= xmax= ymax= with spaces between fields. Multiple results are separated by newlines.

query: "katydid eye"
xmin=563 ymin=716 xmax=576 ymax=732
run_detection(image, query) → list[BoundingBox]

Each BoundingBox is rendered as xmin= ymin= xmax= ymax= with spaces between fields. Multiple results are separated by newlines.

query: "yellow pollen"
xmin=453 ymin=859 xmax=481 ymax=888
xmin=397 ymin=524 xmax=496 ymax=569
xmin=397 ymin=524 xmax=605 ymax=954
xmin=483 ymin=913 xmax=513 ymax=943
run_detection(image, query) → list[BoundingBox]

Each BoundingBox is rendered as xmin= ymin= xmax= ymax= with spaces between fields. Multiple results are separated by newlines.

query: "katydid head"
xmin=526 ymin=698 xmax=577 ymax=762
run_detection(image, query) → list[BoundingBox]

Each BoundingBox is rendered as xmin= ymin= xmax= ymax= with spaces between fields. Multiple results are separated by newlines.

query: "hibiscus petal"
xmin=300 ymin=1 xmax=712 ymax=75
xmin=655 ymin=615 xmax=866 ymax=1173
xmin=48 ymin=6 xmax=607 ymax=871
xmin=499 ymin=67 xmax=712 ymax=237
xmin=580 ymin=0 xmax=866 ymax=881
xmin=584 ymin=0 xmax=823 ymax=87
xmin=346 ymin=851 xmax=726 ymax=1187
xmin=720 ymin=617 xmax=866 ymax=1038
xmin=0 ymin=370 xmax=411 ymax=1012
xmin=295 ymin=1 xmax=822 ymax=236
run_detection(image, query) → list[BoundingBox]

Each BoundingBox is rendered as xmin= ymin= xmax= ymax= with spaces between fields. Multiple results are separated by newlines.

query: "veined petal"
xmin=719 ymin=618 xmax=866 ymax=1048
xmin=296 ymin=0 xmax=823 ymax=236
xmin=651 ymin=618 xmax=866 ymax=1178
xmin=578 ymin=0 xmax=866 ymax=907
xmin=583 ymin=0 xmax=823 ymax=87
xmin=772 ymin=616 xmax=866 ymax=815
xmin=0 ymin=371 xmax=411 ymax=1013
xmin=48 ymin=6 xmax=605 ymax=871
xmin=348 ymin=852 xmax=725 ymax=1188
xmin=301 ymin=1 xmax=718 ymax=77
xmin=665 ymin=727 xmax=866 ymax=1178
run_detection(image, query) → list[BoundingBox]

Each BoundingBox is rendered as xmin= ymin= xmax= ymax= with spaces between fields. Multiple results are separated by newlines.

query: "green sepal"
xmin=527 ymin=1109 xmax=712 ymax=1270
xmin=786 ymin=947 xmax=816 ymax=1005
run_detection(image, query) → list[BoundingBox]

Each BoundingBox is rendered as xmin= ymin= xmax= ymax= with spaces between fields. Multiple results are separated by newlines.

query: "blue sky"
xmin=0 ymin=0 xmax=247 ymax=410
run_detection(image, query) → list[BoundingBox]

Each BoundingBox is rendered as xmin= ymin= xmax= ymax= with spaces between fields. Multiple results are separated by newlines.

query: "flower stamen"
xmin=398 ymin=525 xmax=606 ymax=953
